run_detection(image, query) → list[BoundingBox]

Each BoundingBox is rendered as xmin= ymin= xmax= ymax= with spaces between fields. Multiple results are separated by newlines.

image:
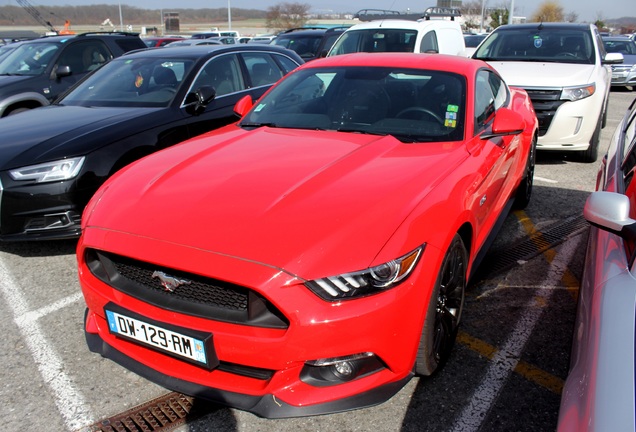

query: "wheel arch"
xmin=0 ymin=92 xmax=49 ymax=117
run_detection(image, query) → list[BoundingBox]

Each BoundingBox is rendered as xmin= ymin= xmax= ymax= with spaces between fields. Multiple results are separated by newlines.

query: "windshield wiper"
xmin=240 ymin=122 xmax=279 ymax=129
xmin=334 ymin=128 xmax=388 ymax=136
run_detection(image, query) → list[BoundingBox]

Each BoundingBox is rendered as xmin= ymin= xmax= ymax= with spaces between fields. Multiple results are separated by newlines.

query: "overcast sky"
xmin=12 ymin=1 xmax=635 ymax=24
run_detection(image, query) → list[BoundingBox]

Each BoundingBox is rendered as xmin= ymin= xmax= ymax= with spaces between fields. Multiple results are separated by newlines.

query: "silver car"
xmin=603 ymin=36 xmax=636 ymax=89
xmin=558 ymin=96 xmax=636 ymax=430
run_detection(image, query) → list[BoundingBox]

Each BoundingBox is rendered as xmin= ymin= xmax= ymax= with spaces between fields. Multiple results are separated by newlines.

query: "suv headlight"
xmin=306 ymin=246 xmax=423 ymax=301
xmin=9 ymin=156 xmax=85 ymax=183
xmin=561 ymin=83 xmax=595 ymax=102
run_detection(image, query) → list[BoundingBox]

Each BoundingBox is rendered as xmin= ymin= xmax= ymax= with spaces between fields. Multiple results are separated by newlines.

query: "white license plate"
xmin=106 ymin=309 xmax=208 ymax=366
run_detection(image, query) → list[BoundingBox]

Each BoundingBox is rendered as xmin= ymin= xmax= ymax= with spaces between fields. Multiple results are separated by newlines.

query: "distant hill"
xmin=606 ymin=17 xmax=636 ymax=34
xmin=0 ymin=5 xmax=267 ymax=27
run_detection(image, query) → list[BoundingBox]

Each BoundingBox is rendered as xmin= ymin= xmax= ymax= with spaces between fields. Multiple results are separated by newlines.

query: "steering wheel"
xmin=396 ymin=107 xmax=444 ymax=124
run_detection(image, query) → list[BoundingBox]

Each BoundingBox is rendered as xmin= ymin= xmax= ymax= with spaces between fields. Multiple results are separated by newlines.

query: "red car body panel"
xmin=78 ymin=53 xmax=538 ymax=417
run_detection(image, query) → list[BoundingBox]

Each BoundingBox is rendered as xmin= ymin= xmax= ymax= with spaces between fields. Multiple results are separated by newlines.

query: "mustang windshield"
xmin=240 ymin=66 xmax=466 ymax=143
xmin=473 ymin=27 xmax=596 ymax=64
xmin=60 ymin=57 xmax=195 ymax=108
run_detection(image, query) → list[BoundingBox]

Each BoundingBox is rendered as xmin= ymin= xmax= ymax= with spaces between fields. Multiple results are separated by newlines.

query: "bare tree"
xmin=530 ymin=1 xmax=564 ymax=22
xmin=564 ymin=11 xmax=578 ymax=23
xmin=461 ymin=0 xmax=483 ymax=31
xmin=265 ymin=2 xmax=311 ymax=32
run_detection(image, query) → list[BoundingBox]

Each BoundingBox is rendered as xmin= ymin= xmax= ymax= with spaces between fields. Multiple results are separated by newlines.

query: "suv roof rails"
xmin=325 ymin=26 xmax=352 ymax=33
xmin=354 ymin=8 xmax=423 ymax=21
xmin=280 ymin=27 xmax=328 ymax=34
xmin=422 ymin=7 xmax=462 ymax=21
xmin=76 ymin=31 xmax=140 ymax=37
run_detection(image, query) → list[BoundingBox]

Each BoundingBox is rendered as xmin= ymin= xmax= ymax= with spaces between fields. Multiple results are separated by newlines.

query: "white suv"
xmin=327 ymin=8 xmax=465 ymax=57
xmin=472 ymin=22 xmax=623 ymax=162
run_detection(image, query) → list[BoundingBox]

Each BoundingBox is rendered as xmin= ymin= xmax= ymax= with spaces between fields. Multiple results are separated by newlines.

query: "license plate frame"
xmin=104 ymin=303 xmax=218 ymax=370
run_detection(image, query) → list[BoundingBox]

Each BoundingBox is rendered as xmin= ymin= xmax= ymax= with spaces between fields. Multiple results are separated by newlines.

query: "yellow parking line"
xmin=514 ymin=210 xmax=580 ymax=300
xmin=455 ymin=210 xmax=581 ymax=394
xmin=456 ymin=331 xmax=564 ymax=394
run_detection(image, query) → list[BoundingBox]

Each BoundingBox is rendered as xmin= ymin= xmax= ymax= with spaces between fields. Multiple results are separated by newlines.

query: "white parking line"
xmin=449 ymin=236 xmax=578 ymax=432
xmin=0 ymin=257 xmax=93 ymax=430
xmin=534 ymin=176 xmax=558 ymax=184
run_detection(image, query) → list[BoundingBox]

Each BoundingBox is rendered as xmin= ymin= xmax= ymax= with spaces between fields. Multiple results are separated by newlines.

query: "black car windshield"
xmin=0 ymin=42 xmax=59 ymax=76
xmin=271 ymin=34 xmax=323 ymax=58
xmin=240 ymin=66 xmax=466 ymax=143
xmin=473 ymin=27 xmax=596 ymax=64
xmin=60 ymin=57 xmax=195 ymax=108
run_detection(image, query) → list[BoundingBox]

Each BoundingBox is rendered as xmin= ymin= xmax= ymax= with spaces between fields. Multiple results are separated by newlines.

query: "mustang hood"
xmin=0 ymin=105 xmax=162 ymax=169
xmin=486 ymin=61 xmax=596 ymax=87
xmin=87 ymin=127 xmax=468 ymax=278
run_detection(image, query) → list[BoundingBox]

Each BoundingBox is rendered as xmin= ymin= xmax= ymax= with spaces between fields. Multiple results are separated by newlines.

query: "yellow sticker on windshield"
xmin=445 ymin=105 xmax=459 ymax=128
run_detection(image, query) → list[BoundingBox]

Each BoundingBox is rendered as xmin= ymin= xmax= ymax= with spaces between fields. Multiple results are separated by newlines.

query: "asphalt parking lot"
xmin=0 ymin=89 xmax=634 ymax=432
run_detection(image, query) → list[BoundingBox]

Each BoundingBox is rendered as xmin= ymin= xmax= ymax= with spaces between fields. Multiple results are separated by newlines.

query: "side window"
xmin=272 ymin=53 xmax=299 ymax=74
xmin=190 ymin=54 xmax=245 ymax=97
xmin=58 ymin=41 xmax=110 ymax=74
xmin=420 ymin=30 xmax=439 ymax=53
xmin=620 ymin=103 xmax=636 ymax=188
xmin=242 ymin=52 xmax=284 ymax=88
xmin=474 ymin=70 xmax=497 ymax=132
xmin=487 ymin=72 xmax=508 ymax=110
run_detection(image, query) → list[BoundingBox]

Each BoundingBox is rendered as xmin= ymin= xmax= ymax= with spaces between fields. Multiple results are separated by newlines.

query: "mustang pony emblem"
xmin=151 ymin=271 xmax=191 ymax=292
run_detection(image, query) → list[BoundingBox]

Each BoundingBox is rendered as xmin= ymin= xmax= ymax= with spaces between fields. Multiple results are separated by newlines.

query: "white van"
xmin=327 ymin=8 xmax=465 ymax=57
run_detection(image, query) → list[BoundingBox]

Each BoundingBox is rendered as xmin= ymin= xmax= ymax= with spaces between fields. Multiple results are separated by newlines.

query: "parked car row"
xmin=0 ymin=19 xmax=632 ymax=427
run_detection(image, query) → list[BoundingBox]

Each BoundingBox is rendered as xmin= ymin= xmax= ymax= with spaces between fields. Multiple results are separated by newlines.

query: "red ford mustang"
xmin=78 ymin=53 xmax=538 ymax=418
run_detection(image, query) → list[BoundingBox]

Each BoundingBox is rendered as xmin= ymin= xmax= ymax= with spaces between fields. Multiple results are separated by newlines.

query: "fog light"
xmin=300 ymin=352 xmax=385 ymax=387
xmin=333 ymin=361 xmax=355 ymax=378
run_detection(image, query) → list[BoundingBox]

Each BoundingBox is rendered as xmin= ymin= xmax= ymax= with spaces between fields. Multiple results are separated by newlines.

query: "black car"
xmin=0 ymin=44 xmax=303 ymax=241
xmin=270 ymin=26 xmax=349 ymax=61
xmin=0 ymin=32 xmax=147 ymax=117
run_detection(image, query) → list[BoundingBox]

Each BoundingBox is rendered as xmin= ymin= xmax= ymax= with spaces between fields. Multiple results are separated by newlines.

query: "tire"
xmin=513 ymin=135 xmax=536 ymax=210
xmin=415 ymin=234 xmax=467 ymax=376
xmin=578 ymin=113 xmax=601 ymax=163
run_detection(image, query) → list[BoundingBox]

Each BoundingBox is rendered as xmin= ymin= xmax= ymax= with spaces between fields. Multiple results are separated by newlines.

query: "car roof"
xmin=121 ymin=43 xmax=303 ymax=60
xmin=493 ymin=22 xmax=592 ymax=32
xmin=17 ymin=32 xmax=141 ymax=45
xmin=344 ymin=19 xmax=460 ymax=31
xmin=303 ymin=52 xmax=483 ymax=76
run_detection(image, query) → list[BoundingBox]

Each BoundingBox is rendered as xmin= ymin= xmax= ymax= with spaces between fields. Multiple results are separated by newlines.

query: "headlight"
xmin=9 ymin=156 xmax=85 ymax=183
xmin=306 ymin=246 xmax=423 ymax=301
xmin=561 ymin=83 xmax=595 ymax=102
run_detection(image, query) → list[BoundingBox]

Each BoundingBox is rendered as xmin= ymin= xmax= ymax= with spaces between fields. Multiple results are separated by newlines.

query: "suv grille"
xmin=523 ymin=88 xmax=565 ymax=136
xmin=85 ymin=249 xmax=289 ymax=329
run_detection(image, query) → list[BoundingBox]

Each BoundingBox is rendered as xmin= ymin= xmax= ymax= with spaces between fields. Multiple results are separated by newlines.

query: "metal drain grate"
xmin=79 ymin=392 xmax=216 ymax=432
xmin=477 ymin=214 xmax=589 ymax=278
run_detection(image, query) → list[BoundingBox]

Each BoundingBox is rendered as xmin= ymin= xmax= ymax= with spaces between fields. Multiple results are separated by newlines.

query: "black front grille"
xmin=85 ymin=249 xmax=289 ymax=329
xmin=524 ymin=88 xmax=565 ymax=137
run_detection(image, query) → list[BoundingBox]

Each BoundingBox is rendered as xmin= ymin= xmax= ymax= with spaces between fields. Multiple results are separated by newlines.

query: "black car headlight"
xmin=306 ymin=246 xmax=423 ymax=301
xmin=9 ymin=156 xmax=85 ymax=183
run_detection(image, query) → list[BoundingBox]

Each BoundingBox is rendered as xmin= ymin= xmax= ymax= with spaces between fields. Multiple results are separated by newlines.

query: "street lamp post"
xmin=118 ymin=1 xmax=123 ymax=32
xmin=228 ymin=0 xmax=232 ymax=30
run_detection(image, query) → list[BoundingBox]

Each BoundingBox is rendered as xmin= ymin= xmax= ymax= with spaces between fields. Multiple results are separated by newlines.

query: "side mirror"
xmin=481 ymin=107 xmax=525 ymax=140
xmin=603 ymin=52 xmax=624 ymax=65
xmin=233 ymin=95 xmax=253 ymax=117
xmin=184 ymin=85 xmax=216 ymax=115
xmin=584 ymin=191 xmax=636 ymax=238
xmin=54 ymin=65 xmax=72 ymax=79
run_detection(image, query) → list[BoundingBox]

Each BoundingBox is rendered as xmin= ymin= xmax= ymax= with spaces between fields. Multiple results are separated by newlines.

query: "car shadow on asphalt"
xmin=0 ymin=238 xmax=78 ymax=257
